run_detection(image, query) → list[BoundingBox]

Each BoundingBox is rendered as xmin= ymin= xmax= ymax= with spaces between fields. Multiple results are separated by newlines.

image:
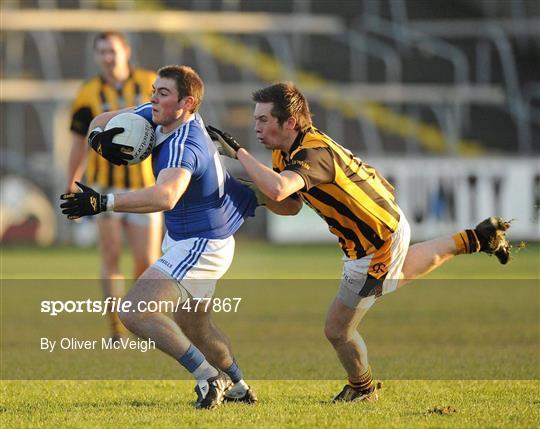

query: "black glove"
xmin=206 ymin=125 xmax=242 ymax=159
xmin=237 ymin=178 xmax=267 ymax=206
xmin=88 ymin=127 xmax=133 ymax=165
xmin=60 ymin=182 xmax=108 ymax=220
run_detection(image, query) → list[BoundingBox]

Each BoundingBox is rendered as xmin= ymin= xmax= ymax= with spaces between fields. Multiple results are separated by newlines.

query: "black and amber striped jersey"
xmin=272 ymin=127 xmax=401 ymax=260
xmin=70 ymin=68 xmax=155 ymax=189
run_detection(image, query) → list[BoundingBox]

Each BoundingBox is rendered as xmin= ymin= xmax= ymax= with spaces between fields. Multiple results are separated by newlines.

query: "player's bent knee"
xmin=180 ymin=323 xmax=207 ymax=342
xmin=324 ymin=323 xmax=348 ymax=345
xmin=118 ymin=306 xmax=150 ymax=331
xmin=175 ymin=310 xmax=212 ymax=337
xmin=118 ymin=308 xmax=137 ymax=331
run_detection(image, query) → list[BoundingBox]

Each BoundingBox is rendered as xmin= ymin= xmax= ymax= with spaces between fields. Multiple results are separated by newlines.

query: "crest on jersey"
xmin=371 ymin=262 xmax=386 ymax=274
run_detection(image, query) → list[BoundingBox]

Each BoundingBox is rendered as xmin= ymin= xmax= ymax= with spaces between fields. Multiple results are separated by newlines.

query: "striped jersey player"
xmin=207 ymin=81 xmax=513 ymax=404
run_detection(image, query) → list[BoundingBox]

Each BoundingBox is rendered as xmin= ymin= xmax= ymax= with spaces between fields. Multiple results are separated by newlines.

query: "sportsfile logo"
xmin=40 ymin=297 xmax=242 ymax=316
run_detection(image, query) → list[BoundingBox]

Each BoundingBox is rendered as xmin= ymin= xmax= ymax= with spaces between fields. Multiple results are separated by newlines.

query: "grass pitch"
xmin=2 ymin=380 xmax=538 ymax=428
xmin=1 ymin=241 xmax=539 ymax=428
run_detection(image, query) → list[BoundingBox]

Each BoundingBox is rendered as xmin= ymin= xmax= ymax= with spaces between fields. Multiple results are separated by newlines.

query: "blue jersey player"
xmin=60 ymin=65 xmax=259 ymax=409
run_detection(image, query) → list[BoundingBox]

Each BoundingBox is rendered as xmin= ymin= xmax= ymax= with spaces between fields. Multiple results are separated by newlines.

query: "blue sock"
xmin=178 ymin=344 xmax=218 ymax=381
xmin=224 ymin=360 xmax=243 ymax=383
xmin=178 ymin=344 xmax=205 ymax=373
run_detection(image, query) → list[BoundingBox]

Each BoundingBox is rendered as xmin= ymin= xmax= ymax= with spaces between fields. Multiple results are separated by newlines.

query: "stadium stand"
xmin=1 ymin=0 xmax=538 ymax=243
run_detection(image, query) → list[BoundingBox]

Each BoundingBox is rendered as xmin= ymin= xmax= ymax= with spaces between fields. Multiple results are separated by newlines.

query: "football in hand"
xmin=105 ymin=112 xmax=155 ymax=165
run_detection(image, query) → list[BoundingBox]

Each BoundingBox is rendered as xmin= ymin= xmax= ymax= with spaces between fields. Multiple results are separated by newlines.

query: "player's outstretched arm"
xmin=206 ymin=125 xmax=304 ymax=202
xmin=107 ymin=168 xmax=192 ymax=213
xmin=236 ymin=178 xmax=302 ymax=215
xmin=236 ymin=178 xmax=267 ymax=206
xmin=265 ymin=194 xmax=303 ymax=215
xmin=60 ymin=182 xmax=110 ymax=219
xmin=60 ymin=169 xmax=192 ymax=219
xmin=206 ymin=125 xmax=241 ymax=159
xmin=237 ymin=149 xmax=305 ymax=202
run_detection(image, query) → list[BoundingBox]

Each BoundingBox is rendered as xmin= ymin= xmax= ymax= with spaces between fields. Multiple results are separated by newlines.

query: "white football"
xmin=105 ymin=112 xmax=155 ymax=165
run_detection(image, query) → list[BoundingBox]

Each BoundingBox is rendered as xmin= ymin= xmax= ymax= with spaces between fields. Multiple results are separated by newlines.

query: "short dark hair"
xmin=157 ymin=65 xmax=204 ymax=113
xmin=93 ymin=31 xmax=130 ymax=50
xmin=252 ymin=82 xmax=312 ymax=132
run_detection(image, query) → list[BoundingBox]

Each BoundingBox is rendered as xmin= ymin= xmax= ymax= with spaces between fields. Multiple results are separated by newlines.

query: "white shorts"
xmin=100 ymin=210 xmax=159 ymax=226
xmin=152 ymin=233 xmax=235 ymax=299
xmin=337 ymin=211 xmax=411 ymax=309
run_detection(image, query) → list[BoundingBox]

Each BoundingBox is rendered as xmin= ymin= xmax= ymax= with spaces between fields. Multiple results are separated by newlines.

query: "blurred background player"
xmin=65 ymin=31 xmax=162 ymax=342
xmin=207 ymin=81 xmax=512 ymax=403
xmin=61 ymin=65 xmax=258 ymax=409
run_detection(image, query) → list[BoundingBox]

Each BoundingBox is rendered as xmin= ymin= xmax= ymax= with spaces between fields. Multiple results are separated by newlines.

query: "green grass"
xmin=2 ymin=240 xmax=539 ymax=279
xmin=2 ymin=380 xmax=538 ymax=428
xmin=1 ymin=242 xmax=539 ymax=428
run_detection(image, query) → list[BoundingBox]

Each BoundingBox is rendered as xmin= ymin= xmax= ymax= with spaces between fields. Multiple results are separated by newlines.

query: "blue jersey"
xmin=133 ymin=102 xmax=257 ymax=240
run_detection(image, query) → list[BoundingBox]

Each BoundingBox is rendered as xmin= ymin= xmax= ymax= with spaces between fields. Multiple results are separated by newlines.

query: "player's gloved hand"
xmin=237 ymin=178 xmax=267 ymax=207
xmin=60 ymin=182 xmax=108 ymax=220
xmin=206 ymin=125 xmax=242 ymax=159
xmin=88 ymin=127 xmax=133 ymax=166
